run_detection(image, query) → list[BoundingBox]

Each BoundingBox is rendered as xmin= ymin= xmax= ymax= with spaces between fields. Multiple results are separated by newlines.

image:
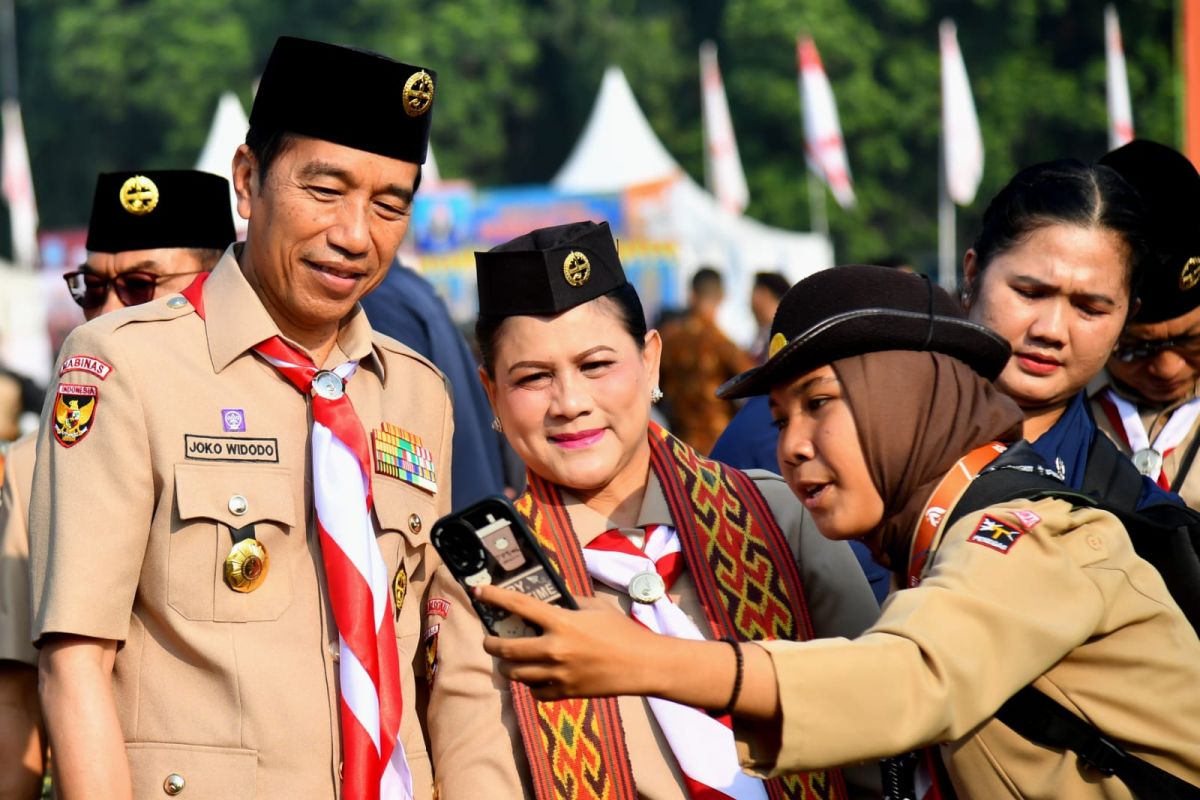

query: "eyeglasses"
xmin=62 ymin=270 xmax=205 ymax=310
xmin=1113 ymin=333 xmax=1200 ymax=363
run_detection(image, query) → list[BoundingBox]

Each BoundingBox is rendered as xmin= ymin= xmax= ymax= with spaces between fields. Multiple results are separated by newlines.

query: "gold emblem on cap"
xmin=118 ymin=175 xmax=159 ymax=216
xmin=768 ymin=332 xmax=789 ymax=359
xmin=224 ymin=539 xmax=269 ymax=593
xmin=1181 ymin=257 xmax=1200 ymax=291
xmin=563 ymin=251 xmax=592 ymax=287
xmin=402 ymin=71 xmax=435 ymax=117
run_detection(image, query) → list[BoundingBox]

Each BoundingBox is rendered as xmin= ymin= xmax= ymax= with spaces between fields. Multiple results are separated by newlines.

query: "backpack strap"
xmin=1081 ymin=426 xmax=1144 ymax=510
xmin=1171 ymin=430 xmax=1200 ymax=494
xmin=995 ymin=687 xmax=1200 ymax=799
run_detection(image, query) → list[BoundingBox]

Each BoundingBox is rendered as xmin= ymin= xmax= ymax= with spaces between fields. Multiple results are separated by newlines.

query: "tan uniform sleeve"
xmin=0 ymin=436 xmax=36 ymax=664
xmin=425 ymin=569 xmax=528 ymax=799
xmin=29 ymin=326 xmax=154 ymax=644
xmin=735 ymin=498 xmax=1106 ymax=774
xmin=749 ymin=471 xmax=879 ymax=639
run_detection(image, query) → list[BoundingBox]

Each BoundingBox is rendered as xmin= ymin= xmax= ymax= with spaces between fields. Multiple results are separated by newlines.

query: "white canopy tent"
xmin=552 ymin=67 xmax=833 ymax=345
xmin=195 ymin=91 xmax=250 ymax=237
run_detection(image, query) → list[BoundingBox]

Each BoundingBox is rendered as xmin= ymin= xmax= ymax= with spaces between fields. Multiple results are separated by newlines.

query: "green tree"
xmin=722 ymin=0 xmax=1177 ymax=269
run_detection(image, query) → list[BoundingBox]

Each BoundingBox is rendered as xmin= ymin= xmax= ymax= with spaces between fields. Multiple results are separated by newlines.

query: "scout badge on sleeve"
xmin=393 ymin=563 xmax=408 ymax=618
xmin=967 ymin=514 xmax=1025 ymax=554
xmin=53 ymin=384 xmax=99 ymax=447
xmin=371 ymin=422 xmax=438 ymax=494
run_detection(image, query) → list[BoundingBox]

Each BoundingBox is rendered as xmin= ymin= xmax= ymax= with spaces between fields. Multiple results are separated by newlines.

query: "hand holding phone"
xmin=431 ymin=496 xmax=577 ymax=637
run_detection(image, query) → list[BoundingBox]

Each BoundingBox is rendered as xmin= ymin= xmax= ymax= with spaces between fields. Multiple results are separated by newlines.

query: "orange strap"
xmin=907 ymin=442 xmax=1007 ymax=588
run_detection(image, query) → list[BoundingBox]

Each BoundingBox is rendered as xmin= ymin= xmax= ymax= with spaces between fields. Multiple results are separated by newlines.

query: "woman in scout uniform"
xmin=481 ymin=265 xmax=1200 ymax=798
xmin=1087 ymin=141 xmax=1200 ymax=507
xmin=425 ymin=221 xmax=881 ymax=800
xmin=959 ymin=158 xmax=1180 ymax=507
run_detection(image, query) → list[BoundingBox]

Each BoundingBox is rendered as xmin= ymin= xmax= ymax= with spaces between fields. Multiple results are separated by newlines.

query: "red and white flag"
xmin=1105 ymin=4 xmax=1135 ymax=149
xmin=700 ymin=41 xmax=749 ymax=215
xmin=1 ymin=99 xmax=38 ymax=267
xmin=797 ymin=35 xmax=855 ymax=209
xmin=940 ymin=20 xmax=984 ymax=206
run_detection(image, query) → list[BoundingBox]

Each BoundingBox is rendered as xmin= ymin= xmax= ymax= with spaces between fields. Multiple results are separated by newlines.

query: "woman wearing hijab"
xmin=424 ymin=222 xmax=881 ymax=800
xmin=481 ymin=265 xmax=1200 ymax=798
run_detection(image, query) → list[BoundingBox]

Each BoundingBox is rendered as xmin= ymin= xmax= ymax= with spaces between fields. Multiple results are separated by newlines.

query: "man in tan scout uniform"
xmin=0 ymin=169 xmax=234 ymax=798
xmin=1089 ymin=140 xmax=1200 ymax=506
xmin=29 ymin=37 xmax=447 ymax=799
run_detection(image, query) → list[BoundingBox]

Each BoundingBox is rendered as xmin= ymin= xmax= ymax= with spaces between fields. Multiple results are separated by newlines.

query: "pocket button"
xmin=163 ymin=773 xmax=186 ymax=795
xmin=228 ymin=495 xmax=249 ymax=516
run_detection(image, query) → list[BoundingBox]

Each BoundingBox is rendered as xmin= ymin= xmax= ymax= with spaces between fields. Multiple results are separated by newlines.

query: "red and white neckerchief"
xmin=583 ymin=525 xmax=768 ymax=800
xmin=182 ymin=276 xmax=412 ymax=800
xmin=1100 ymin=389 xmax=1200 ymax=489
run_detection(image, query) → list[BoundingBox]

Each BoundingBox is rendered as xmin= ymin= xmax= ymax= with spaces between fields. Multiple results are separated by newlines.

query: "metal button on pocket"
xmin=408 ymin=513 xmax=422 ymax=534
xmin=163 ymin=773 xmax=186 ymax=795
xmin=228 ymin=495 xmax=248 ymax=516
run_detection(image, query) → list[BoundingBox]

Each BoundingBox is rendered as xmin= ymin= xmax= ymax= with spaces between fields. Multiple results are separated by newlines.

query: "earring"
xmin=650 ymin=387 xmax=664 ymax=404
xmin=491 ymin=416 xmax=503 ymax=433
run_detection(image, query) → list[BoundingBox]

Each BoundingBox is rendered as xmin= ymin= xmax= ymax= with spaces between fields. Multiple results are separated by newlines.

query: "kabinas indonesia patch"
xmin=968 ymin=514 xmax=1025 ymax=554
xmin=53 ymin=384 xmax=98 ymax=447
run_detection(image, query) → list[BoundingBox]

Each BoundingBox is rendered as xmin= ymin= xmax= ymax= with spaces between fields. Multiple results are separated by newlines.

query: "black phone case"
xmin=430 ymin=495 xmax=577 ymax=637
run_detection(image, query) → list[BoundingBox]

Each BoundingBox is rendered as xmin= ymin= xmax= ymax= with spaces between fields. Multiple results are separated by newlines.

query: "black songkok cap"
xmin=85 ymin=170 xmax=236 ymax=254
xmin=475 ymin=221 xmax=628 ymax=318
xmin=250 ymin=36 xmax=435 ymax=164
xmin=1100 ymin=139 xmax=1200 ymax=324
xmin=719 ymin=265 xmax=1010 ymax=398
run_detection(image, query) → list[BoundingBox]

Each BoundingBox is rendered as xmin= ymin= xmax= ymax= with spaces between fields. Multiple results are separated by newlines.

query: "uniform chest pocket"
xmin=171 ymin=463 xmax=298 ymax=623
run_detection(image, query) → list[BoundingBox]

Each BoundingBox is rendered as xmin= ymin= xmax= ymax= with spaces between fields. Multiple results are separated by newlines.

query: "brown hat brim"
xmin=717 ymin=309 xmax=1011 ymax=399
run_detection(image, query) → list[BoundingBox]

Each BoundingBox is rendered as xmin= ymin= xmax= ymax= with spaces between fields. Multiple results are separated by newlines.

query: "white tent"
xmin=553 ymin=67 xmax=833 ymax=345
xmin=196 ymin=91 xmax=250 ymax=237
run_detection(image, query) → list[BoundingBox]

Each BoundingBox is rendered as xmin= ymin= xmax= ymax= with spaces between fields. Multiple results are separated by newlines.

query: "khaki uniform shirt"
xmin=28 ymin=251 xmax=453 ymax=800
xmin=736 ymin=496 xmax=1200 ymax=799
xmin=1088 ymin=377 xmax=1200 ymax=508
xmin=0 ymin=432 xmax=36 ymax=665
xmin=425 ymin=470 xmax=882 ymax=799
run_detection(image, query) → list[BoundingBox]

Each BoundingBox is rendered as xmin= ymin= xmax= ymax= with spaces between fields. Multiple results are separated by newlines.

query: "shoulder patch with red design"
xmin=58 ymin=355 xmax=113 ymax=381
xmin=425 ymin=597 xmax=451 ymax=619
xmin=53 ymin=384 xmax=99 ymax=447
xmin=1012 ymin=509 xmax=1042 ymax=530
xmin=968 ymin=514 xmax=1025 ymax=554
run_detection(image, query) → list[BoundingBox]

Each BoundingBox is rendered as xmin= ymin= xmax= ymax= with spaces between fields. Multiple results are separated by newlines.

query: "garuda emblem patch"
xmin=53 ymin=384 xmax=99 ymax=447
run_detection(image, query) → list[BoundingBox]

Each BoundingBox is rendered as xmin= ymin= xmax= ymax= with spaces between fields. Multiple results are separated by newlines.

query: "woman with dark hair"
xmin=424 ymin=222 xmax=881 ymax=800
xmin=481 ymin=265 xmax=1200 ymax=799
xmin=961 ymin=159 xmax=1185 ymax=512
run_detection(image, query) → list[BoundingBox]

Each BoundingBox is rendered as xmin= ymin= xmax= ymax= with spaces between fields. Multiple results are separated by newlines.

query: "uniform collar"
xmin=1089 ymin=369 xmax=1199 ymax=415
xmin=200 ymin=245 xmax=385 ymax=381
xmin=562 ymin=472 xmax=674 ymax=547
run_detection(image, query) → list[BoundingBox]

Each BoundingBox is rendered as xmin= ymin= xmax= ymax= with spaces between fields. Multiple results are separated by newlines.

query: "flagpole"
xmin=807 ymin=168 xmax=830 ymax=238
xmin=937 ymin=125 xmax=956 ymax=291
xmin=0 ymin=0 xmax=16 ymax=101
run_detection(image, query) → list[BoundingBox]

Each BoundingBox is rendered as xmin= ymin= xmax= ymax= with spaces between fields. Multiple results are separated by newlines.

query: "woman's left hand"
xmin=478 ymin=585 xmax=669 ymax=701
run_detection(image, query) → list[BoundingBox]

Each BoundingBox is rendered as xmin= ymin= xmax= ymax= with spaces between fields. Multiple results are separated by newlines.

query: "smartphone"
xmin=430 ymin=495 xmax=577 ymax=638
